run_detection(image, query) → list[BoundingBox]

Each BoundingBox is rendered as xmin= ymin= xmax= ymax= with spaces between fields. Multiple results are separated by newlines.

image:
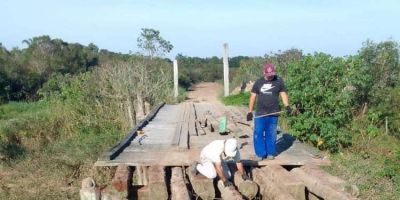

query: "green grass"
xmin=0 ymin=100 xmax=124 ymax=200
xmin=323 ymin=134 xmax=400 ymax=200
xmin=222 ymin=92 xmax=250 ymax=106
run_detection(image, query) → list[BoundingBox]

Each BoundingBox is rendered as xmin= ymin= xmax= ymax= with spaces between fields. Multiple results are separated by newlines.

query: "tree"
xmin=137 ymin=28 xmax=173 ymax=59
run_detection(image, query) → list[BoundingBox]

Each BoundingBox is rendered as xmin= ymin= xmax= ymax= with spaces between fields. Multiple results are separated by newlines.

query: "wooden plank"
xmin=252 ymin=168 xmax=297 ymax=200
xmin=260 ymin=165 xmax=305 ymax=200
xmin=172 ymin=103 xmax=185 ymax=146
xmin=290 ymin=168 xmax=357 ymax=200
xmin=171 ymin=167 xmax=190 ymax=200
xmin=148 ymin=166 xmax=168 ymax=199
xmin=179 ymin=103 xmax=190 ymax=150
xmin=107 ymin=103 xmax=165 ymax=160
xmin=217 ymin=179 xmax=243 ymax=200
xmin=188 ymin=103 xmax=197 ymax=136
xmin=186 ymin=167 xmax=215 ymax=200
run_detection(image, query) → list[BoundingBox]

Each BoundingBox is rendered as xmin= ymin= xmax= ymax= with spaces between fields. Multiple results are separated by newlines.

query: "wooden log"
xmin=290 ymin=168 xmax=357 ymax=200
xmin=301 ymin=165 xmax=359 ymax=197
xmin=80 ymin=177 xmax=100 ymax=200
xmin=111 ymin=164 xmax=132 ymax=192
xmin=137 ymin=186 xmax=149 ymax=200
xmin=148 ymin=166 xmax=168 ymax=200
xmin=260 ymin=165 xmax=305 ymax=199
xmin=217 ymin=180 xmax=243 ymax=200
xmin=171 ymin=167 xmax=190 ymax=200
xmin=252 ymin=168 xmax=297 ymax=200
xmin=233 ymin=172 xmax=258 ymax=199
xmin=134 ymin=166 xmax=148 ymax=186
xmin=186 ymin=167 xmax=215 ymax=200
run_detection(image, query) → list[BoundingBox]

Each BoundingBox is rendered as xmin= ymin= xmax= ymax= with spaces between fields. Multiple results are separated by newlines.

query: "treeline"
xmin=229 ymin=40 xmax=400 ymax=152
xmin=175 ymin=54 xmax=251 ymax=88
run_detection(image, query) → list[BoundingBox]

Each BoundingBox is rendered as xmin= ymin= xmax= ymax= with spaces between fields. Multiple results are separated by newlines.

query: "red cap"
xmin=263 ymin=63 xmax=276 ymax=77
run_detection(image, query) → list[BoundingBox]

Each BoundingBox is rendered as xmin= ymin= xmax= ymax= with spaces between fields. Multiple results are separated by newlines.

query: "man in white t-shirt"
xmin=192 ymin=138 xmax=250 ymax=187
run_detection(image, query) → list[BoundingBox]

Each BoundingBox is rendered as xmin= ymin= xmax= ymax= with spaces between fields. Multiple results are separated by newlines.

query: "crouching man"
xmin=192 ymin=138 xmax=250 ymax=187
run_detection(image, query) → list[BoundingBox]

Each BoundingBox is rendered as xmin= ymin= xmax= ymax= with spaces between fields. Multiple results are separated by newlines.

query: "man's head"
xmin=263 ymin=63 xmax=276 ymax=80
xmin=224 ymin=138 xmax=238 ymax=158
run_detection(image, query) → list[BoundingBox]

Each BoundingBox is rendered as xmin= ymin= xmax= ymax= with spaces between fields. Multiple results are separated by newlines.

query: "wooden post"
xmin=223 ymin=43 xmax=229 ymax=97
xmin=174 ymin=59 xmax=178 ymax=98
xmin=385 ymin=117 xmax=388 ymax=135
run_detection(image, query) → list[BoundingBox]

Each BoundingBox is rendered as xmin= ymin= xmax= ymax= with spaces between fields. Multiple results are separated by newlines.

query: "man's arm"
xmin=236 ymin=162 xmax=245 ymax=175
xmin=279 ymin=92 xmax=289 ymax=107
xmin=214 ymin=162 xmax=227 ymax=181
xmin=249 ymin=92 xmax=257 ymax=112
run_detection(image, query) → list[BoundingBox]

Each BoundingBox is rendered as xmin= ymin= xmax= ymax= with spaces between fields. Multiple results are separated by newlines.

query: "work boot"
xmin=266 ymin=155 xmax=275 ymax=160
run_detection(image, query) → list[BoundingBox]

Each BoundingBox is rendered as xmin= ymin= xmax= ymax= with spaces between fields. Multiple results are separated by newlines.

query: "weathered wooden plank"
xmin=186 ymin=167 xmax=215 ymax=200
xmin=148 ymin=166 xmax=168 ymax=199
xmin=260 ymin=165 xmax=306 ymax=200
xmin=300 ymin=165 xmax=359 ymax=197
xmin=290 ymin=167 xmax=357 ymax=200
xmin=233 ymin=172 xmax=258 ymax=199
xmin=252 ymin=168 xmax=297 ymax=200
xmin=179 ymin=103 xmax=190 ymax=150
xmin=107 ymin=103 xmax=165 ymax=160
xmin=217 ymin=180 xmax=243 ymax=200
xmin=188 ymin=103 xmax=197 ymax=136
xmin=172 ymin=103 xmax=185 ymax=146
xmin=171 ymin=167 xmax=190 ymax=200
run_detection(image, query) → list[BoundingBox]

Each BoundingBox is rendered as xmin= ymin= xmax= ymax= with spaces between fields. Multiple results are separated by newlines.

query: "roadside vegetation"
xmin=224 ymin=40 xmax=400 ymax=199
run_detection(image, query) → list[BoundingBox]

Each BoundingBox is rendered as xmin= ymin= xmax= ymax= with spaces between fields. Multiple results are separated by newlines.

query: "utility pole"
xmin=223 ymin=43 xmax=229 ymax=97
xmin=173 ymin=60 xmax=178 ymax=98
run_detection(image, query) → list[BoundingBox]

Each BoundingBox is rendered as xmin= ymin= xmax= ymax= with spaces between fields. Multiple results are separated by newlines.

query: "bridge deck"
xmin=95 ymin=102 xmax=330 ymax=167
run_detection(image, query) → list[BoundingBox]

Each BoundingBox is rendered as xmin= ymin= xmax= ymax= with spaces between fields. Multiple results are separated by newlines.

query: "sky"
xmin=1 ymin=0 xmax=400 ymax=58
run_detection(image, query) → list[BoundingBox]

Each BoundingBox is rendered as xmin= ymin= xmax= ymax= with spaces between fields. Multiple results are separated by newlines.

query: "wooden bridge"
xmin=95 ymin=102 xmax=330 ymax=167
xmin=87 ymin=99 xmax=360 ymax=200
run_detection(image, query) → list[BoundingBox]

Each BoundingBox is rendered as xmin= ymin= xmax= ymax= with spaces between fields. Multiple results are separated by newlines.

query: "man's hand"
xmin=285 ymin=106 xmax=292 ymax=116
xmin=242 ymin=173 xmax=251 ymax=181
xmin=246 ymin=112 xmax=253 ymax=121
xmin=223 ymin=180 xmax=233 ymax=187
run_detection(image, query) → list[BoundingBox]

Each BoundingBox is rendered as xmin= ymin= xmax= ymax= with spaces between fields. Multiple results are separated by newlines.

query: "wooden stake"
xmin=223 ymin=43 xmax=229 ymax=97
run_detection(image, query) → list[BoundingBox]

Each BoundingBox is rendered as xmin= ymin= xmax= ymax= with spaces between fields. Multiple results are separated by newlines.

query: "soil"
xmin=186 ymin=82 xmax=223 ymax=103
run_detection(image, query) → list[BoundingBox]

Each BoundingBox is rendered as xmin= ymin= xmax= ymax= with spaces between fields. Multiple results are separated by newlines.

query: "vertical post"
xmin=223 ymin=43 xmax=229 ymax=97
xmin=385 ymin=117 xmax=388 ymax=135
xmin=173 ymin=60 xmax=178 ymax=98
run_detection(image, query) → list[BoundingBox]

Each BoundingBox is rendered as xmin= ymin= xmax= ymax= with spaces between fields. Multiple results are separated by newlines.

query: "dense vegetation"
xmin=224 ymin=39 xmax=400 ymax=198
xmin=0 ymin=29 xmax=177 ymax=199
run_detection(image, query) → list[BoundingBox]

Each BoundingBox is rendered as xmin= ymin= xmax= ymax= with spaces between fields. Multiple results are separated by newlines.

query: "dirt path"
xmin=186 ymin=82 xmax=223 ymax=103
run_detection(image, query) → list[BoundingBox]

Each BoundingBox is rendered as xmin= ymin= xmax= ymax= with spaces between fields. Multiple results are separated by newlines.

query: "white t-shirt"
xmin=200 ymin=140 xmax=240 ymax=163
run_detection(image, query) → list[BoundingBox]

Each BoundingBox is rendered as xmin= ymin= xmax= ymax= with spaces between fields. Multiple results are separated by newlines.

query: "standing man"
xmin=191 ymin=138 xmax=250 ymax=187
xmin=247 ymin=63 xmax=291 ymax=160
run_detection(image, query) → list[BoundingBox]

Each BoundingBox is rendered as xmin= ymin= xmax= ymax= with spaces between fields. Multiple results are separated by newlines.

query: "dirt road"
xmin=186 ymin=82 xmax=223 ymax=103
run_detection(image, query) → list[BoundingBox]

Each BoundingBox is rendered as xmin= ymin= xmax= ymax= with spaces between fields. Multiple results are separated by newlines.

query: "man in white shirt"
xmin=192 ymin=138 xmax=250 ymax=187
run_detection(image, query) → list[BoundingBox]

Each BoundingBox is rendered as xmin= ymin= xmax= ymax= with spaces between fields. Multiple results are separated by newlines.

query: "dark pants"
xmin=253 ymin=116 xmax=278 ymax=158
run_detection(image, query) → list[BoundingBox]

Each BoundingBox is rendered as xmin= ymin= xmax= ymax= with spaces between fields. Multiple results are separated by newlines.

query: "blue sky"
xmin=1 ymin=0 xmax=399 ymax=58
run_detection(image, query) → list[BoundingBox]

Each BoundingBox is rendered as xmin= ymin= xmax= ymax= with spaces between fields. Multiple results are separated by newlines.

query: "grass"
xmin=222 ymin=92 xmax=250 ymax=106
xmin=323 ymin=133 xmax=400 ymax=200
xmin=0 ymin=101 xmax=123 ymax=199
